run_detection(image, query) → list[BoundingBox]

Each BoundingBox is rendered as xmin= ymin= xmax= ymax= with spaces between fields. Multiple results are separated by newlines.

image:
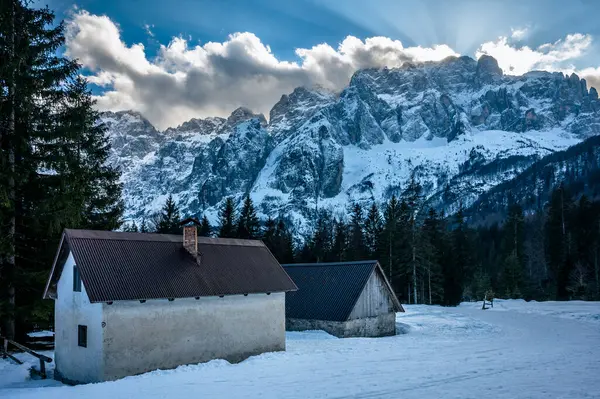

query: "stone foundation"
xmin=286 ymin=313 xmax=397 ymax=338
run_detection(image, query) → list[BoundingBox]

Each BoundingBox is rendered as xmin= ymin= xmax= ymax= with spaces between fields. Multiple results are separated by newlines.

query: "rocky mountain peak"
xmin=101 ymin=56 xmax=600 ymax=236
xmin=227 ymin=106 xmax=267 ymax=127
xmin=164 ymin=117 xmax=226 ymax=136
xmin=101 ymin=110 xmax=160 ymax=138
xmin=476 ymin=55 xmax=503 ymax=84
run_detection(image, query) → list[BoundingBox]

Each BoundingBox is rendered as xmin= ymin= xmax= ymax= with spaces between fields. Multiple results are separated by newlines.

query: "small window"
xmin=78 ymin=325 xmax=87 ymax=348
xmin=73 ymin=265 xmax=81 ymax=292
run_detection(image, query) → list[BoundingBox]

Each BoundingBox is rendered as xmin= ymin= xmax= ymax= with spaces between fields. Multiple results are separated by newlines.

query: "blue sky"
xmin=44 ymin=0 xmax=600 ymax=64
xmin=38 ymin=0 xmax=600 ymax=129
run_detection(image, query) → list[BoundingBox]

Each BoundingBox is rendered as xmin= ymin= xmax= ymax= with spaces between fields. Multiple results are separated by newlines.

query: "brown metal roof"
xmin=44 ymin=229 xmax=297 ymax=302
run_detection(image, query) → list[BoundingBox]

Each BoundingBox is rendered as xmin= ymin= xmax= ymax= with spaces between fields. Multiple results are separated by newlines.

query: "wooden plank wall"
xmin=348 ymin=270 xmax=395 ymax=320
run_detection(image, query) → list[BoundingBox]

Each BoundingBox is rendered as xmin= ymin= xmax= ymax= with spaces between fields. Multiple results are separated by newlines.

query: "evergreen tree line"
xmin=297 ymin=181 xmax=600 ymax=305
xmin=0 ymin=1 xmax=123 ymax=339
xmin=134 ymin=178 xmax=600 ymax=306
xmin=124 ymin=194 xmax=295 ymax=264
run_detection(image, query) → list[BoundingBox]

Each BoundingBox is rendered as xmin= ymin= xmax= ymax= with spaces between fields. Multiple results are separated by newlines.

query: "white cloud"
xmin=510 ymin=27 xmax=528 ymax=41
xmin=476 ymin=33 xmax=593 ymax=75
xmin=65 ymin=11 xmax=458 ymax=129
xmin=66 ymin=11 xmax=599 ymax=130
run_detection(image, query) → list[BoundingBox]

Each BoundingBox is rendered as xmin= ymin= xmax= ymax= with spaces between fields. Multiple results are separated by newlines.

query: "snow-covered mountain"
xmin=101 ymin=55 xmax=600 ymax=234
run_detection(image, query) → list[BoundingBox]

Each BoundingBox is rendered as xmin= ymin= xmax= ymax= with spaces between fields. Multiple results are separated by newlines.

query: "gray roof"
xmin=282 ymin=261 xmax=403 ymax=322
xmin=44 ymin=229 xmax=297 ymax=302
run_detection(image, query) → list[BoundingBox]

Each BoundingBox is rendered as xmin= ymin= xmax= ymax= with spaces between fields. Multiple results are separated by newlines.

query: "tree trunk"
xmin=428 ymin=265 xmax=432 ymax=305
xmin=412 ymin=219 xmax=417 ymax=304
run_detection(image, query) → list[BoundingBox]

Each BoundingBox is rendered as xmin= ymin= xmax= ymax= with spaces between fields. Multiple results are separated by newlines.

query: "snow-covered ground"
xmin=2 ymin=300 xmax=599 ymax=398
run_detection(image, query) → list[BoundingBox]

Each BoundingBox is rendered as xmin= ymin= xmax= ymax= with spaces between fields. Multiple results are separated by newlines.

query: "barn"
xmin=283 ymin=261 xmax=403 ymax=338
xmin=43 ymin=227 xmax=297 ymax=384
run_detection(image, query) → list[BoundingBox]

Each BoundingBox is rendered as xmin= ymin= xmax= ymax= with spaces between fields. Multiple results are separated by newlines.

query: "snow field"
xmin=2 ymin=300 xmax=599 ymax=398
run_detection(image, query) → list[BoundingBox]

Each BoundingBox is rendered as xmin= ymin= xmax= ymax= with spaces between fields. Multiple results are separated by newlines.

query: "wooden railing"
xmin=481 ymin=291 xmax=494 ymax=310
xmin=2 ymin=336 xmax=53 ymax=379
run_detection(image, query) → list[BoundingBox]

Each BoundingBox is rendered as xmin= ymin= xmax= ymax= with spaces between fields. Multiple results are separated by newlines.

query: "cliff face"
xmin=102 ymin=55 xmax=600 ymax=234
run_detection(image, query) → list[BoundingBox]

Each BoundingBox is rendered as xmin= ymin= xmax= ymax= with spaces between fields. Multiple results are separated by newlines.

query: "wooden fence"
xmin=1 ymin=337 xmax=53 ymax=379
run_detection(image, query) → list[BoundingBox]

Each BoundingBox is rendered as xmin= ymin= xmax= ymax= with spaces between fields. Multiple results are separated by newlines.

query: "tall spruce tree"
xmin=545 ymin=185 xmax=572 ymax=299
xmin=139 ymin=218 xmax=149 ymax=233
xmin=502 ymin=204 xmax=525 ymax=297
xmin=218 ymin=197 xmax=237 ymax=238
xmin=380 ymin=195 xmax=401 ymax=282
xmin=199 ymin=215 xmax=212 ymax=237
xmin=307 ymin=210 xmax=333 ymax=262
xmin=331 ymin=219 xmax=349 ymax=262
xmin=237 ymin=194 xmax=260 ymax=239
xmin=155 ymin=195 xmax=181 ymax=234
xmin=347 ymin=203 xmax=367 ymax=260
xmin=421 ymin=208 xmax=445 ymax=304
xmin=0 ymin=1 xmax=122 ymax=338
xmin=446 ymin=207 xmax=470 ymax=305
xmin=274 ymin=219 xmax=295 ymax=264
xmin=262 ymin=217 xmax=277 ymax=251
xmin=402 ymin=177 xmax=424 ymax=304
xmin=364 ymin=203 xmax=383 ymax=259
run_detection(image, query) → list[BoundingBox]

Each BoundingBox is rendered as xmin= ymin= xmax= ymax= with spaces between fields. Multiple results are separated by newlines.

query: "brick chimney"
xmin=183 ymin=225 xmax=198 ymax=257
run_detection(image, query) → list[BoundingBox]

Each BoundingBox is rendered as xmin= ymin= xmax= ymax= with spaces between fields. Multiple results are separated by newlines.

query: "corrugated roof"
xmin=282 ymin=261 xmax=402 ymax=322
xmin=44 ymin=229 xmax=297 ymax=302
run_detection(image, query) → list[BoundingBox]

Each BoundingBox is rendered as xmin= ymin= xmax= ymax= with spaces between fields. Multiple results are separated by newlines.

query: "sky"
xmin=39 ymin=0 xmax=600 ymax=130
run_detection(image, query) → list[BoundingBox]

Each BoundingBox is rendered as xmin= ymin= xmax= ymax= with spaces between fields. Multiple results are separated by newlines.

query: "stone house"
xmin=43 ymin=227 xmax=297 ymax=384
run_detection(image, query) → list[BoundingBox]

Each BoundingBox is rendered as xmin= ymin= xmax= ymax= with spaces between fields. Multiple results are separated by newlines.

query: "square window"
xmin=73 ymin=265 xmax=81 ymax=292
xmin=78 ymin=325 xmax=87 ymax=348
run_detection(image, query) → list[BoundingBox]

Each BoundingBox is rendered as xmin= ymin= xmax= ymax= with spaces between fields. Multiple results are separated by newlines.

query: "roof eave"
xmin=42 ymin=231 xmax=67 ymax=300
xmin=375 ymin=262 xmax=404 ymax=312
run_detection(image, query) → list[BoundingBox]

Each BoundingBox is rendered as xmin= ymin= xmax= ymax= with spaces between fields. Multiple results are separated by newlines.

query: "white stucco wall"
xmin=54 ymin=252 xmax=103 ymax=384
xmin=101 ymin=292 xmax=286 ymax=381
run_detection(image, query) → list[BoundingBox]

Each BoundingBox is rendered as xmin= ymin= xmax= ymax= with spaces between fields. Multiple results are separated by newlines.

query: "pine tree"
xmin=0 ymin=1 xmax=123 ymax=338
xmin=155 ymin=195 xmax=181 ymax=234
xmin=331 ymin=219 xmax=349 ymax=262
xmin=308 ymin=210 xmax=333 ymax=262
xmin=421 ymin=208 xmax=445 ymax=304
xmin=274 ymin=219 xmax=295 ymax=264
xmin=380 ymin=195 xmax=400 ymax=282
xmin=545 ymin=185 xmax=572 ymax=299
xmin=199 ymin=215 xmax=212 ymax=237
xmin=347 ymin=203 xmax=367 ymax=260
xmin=262 ymin=217 xmax=277 ymax=251
xmin=445 ymin=207 xmax=471 ymax=306
xmin=218 ymin=197 xmax=237 ymax=238
xmin=503 ymin=251 xmax=522 ymax=298
xmin=474 ymin=268 xmax=492 ymax=302
xmin=502 ymin=204 xmax=525 ymax=296
xmin=237 ymin=194 xmax=260 ymax=239
xmin=61 ymin=78 xmax=124 ymax=231
xmin=123 ymin=222 xmax=139 ymax=232
xmin=139 ymin=218 xmax=149 ymax=233
xmin=364 ymin=203 xmax=382 ymax=259
xmin=402 ymin=177 xmax=424 ymax=304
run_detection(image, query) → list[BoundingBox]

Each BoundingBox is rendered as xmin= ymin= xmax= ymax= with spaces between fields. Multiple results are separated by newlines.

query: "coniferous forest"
xmin=135 ymin=178 xmax=600 ymax=310
xmin=0 ymin=1 xmax=123 ymax=340
xmin=2 ymin=0 xmax=600 ymax=342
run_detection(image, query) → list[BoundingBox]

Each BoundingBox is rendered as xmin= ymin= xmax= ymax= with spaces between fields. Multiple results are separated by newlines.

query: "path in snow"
xmin=2 ymin=300 xmax=599 ymax=399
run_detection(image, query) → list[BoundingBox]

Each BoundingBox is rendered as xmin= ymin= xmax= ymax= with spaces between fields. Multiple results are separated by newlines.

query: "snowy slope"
xmin=100 ymin=55 xmax=600 ymax=234
xmin=3 ymin=301 xmax=600 ymax=398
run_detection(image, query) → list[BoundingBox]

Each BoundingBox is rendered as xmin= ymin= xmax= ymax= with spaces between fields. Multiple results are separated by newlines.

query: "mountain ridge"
xmin=100 ymin=55 xmax=600 ymax=235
